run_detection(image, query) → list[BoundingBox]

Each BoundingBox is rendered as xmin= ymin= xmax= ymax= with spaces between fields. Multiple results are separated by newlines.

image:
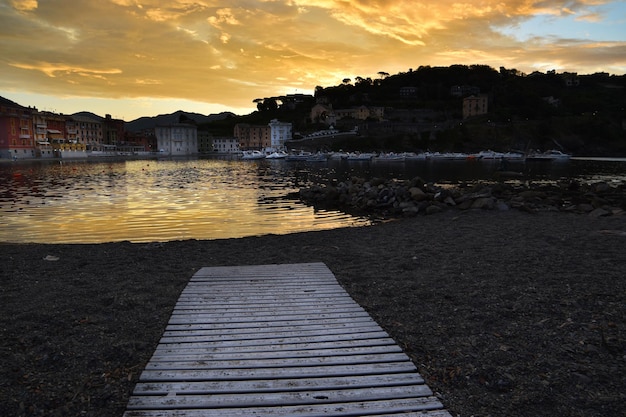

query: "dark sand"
xmin=1 ymin=210 xmax=625 ymax=416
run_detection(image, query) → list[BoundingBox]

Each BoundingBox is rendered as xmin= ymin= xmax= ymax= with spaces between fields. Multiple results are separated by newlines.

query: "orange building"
xmin=233 ymin=123 xmax=271 ymax=150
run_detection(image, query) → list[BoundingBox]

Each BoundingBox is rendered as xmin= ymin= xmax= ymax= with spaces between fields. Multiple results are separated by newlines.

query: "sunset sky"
xmin=1 ymin=0 xmax=625 ymax=120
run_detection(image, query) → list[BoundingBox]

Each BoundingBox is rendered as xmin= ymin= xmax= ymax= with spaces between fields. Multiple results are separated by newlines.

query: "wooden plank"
xmin=144 ymin=352 xmax=411 ymax=370
xmin=165 ymin=313 xmax=374 ymax=328
xmin=124 ymin=263 xmax=451 ymax=417
xmin=138 ymin=362 xmax=419 ymax=382
xmin=155 ymin=330 xmax=392 ymax=348
xmin=156 ymin=325 xmax=386 ymax=344
xmin=132 ymin=373 xmax=425 ymax=395
xmin=148 ymin=345 xmax=403 ymax=362
xmin=127 ymin=385 xmax=434 ymax=409
xmin=124 ymin=397 xmax=445 ymax=416
xmin=152 ymin=337 xmax=397 ymax=354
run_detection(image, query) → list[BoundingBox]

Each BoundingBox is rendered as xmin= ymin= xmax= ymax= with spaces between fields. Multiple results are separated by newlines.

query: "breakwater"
xmin=299 ymin=176 xmax=626 ymax=218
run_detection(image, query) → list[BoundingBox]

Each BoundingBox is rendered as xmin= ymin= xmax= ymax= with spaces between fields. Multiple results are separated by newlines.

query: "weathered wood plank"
xmin=148 ymin=345 xmax=403 ymax=362
xmin=124 ymin=397 xmax=445 ymax=416
xmin=165 ymin=314 xmax=374 ymax=328
xmin=153 ymin=337 xmax=397 ymax=354
xmin=124 ymin=263 xmax=451 ymax=417
xmin=166 ymin=310 xmax=371 ymax=325
xmin=157 ymin=325 xmax=387 ymax=344
xmin=144 ymin=352 xmax=411 ymax=370
xmin=155 ymin=330 xmax=392 ymax=348
xmin=139 ymin=361 xmax=418 ymax=382
xmin=132 ymin=373 xmax=425 ymax=395
xmin=127 ymin=385 xmax=434 ymax=409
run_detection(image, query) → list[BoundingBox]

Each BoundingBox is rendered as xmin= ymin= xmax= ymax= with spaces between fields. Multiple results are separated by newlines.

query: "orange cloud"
xmin=0 ymin=0 xmax=623 ymax=119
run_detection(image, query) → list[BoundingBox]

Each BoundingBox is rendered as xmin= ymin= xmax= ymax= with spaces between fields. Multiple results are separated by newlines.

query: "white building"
xmin=155 ymin=123 xmax=198 ymax=156
xmin=268 ymin=119 xmax=292 ymax=150
xmin=212 ymin=137 xmax=240 ymax=153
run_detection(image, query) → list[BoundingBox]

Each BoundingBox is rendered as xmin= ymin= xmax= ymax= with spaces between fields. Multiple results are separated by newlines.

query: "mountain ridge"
xmin=123 ymin=110 xmax=236 ymax=132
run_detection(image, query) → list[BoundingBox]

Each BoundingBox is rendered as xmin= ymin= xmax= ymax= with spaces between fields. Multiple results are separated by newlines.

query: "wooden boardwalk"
xmin=124 ymin=262 xmax=451 ymax=417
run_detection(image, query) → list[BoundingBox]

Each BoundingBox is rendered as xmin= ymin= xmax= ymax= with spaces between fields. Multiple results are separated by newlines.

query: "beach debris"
xmin=43 ymin=255 xmax=60 ymax=261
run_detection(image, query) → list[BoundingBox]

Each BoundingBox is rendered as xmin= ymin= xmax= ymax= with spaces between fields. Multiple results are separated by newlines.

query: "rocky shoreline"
xmin=299 ymin=176 xmax=626 ymax=218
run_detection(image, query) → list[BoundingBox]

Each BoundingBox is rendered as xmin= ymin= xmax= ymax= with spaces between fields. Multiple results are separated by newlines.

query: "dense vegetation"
xmin=201 ymin=65 xmax=626 ymax=156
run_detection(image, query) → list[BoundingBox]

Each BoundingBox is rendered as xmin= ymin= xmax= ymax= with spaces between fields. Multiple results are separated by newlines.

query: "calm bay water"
xmin=1 ymin=156 xmax=625 ymax=244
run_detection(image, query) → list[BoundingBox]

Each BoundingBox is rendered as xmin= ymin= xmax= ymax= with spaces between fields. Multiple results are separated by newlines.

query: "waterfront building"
xmin=32 ymin=110 xmax=54 ymax=158
xmin=103 ymin=114 xmax=125 ymax=146
xmin=73 ymin=114 xmax=104 ymax=150
xmin=197 ymin=129 xmax=212 ymax=154
xmin=0 ymin=96 xmax=35 ymax=159
xmin=155 ymin=122 xmax=198 ymax=156
xmin=268 ymin=119 xmax=292 ymax=150
xmin=233 ymin=123 xmax=270 ymax=150
xmin=212 ymin=137 xmax=240 ymax=153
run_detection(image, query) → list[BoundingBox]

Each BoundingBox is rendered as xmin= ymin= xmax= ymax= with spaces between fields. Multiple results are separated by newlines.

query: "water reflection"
xmin=0 ymin=159 xmax=369 ymax=244
xmin=1 ymin=156 xmax=625 ymax=244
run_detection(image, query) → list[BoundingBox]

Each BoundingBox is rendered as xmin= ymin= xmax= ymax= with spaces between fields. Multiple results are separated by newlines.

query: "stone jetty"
xmin=299 ymin=176 xmax=626 ymax=218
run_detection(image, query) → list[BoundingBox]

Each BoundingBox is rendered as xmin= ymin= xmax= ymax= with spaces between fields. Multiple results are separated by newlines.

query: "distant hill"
xmin=71 ymin=111 xmax=105 ymax=120
xmin=124 ymin=110 xmax=236 ymax=132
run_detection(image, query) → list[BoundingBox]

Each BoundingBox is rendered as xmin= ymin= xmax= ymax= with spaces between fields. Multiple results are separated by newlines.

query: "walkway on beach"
xmin=123 ymin=262 xmax=451 ymax=417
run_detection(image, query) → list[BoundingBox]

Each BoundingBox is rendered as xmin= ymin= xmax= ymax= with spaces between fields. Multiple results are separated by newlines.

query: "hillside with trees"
xmin=200 ymin=65 xmax=626 ymax=156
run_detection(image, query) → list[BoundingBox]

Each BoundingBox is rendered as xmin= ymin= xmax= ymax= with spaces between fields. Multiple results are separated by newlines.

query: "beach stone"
xmin=400 ymin=202 xmax=419 ymax=215
xmin=425 ymin=204 xmax=443 ymax=215
xmin=409 ymin=187 xmax=428 ymax=201
xmin=589 ymin=208 xmax=611 ymax=217
xmin=471 ymin=197 xmax=496 ymax=210
xmin=577 ymin=203 xmax=595 ymax=212
xmin=457 ymin=199 xmax=474 ymax=210
xmin=519 ymin=190 xmax=545 ymax=199
xmin=591 ymin=182 xmax=611 ymax=193
xmin=496 ymin=201 xmax=510 ymax=211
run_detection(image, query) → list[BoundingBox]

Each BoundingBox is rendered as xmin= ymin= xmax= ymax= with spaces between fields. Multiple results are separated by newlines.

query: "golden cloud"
xmin=0 ymin=0 xmax=623 ymax=115
xmin=10 ymin=62 xmax=123 ymax=79
xmin=10 ymin=0 xmax=38 ymax=11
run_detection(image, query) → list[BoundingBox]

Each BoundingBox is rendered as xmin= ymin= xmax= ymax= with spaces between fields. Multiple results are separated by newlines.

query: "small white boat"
xmin=328 ymin=152 xmax=349 ymax=160
xmin=241 ymin=150 xmax=265 ymax=160
xmin=470 ymin=150 xmax=504 ymax=159
xmin=431 ymin=152 xmax=468 ymax=160
xmin=346 ymin=152 xmax=375 ymax=161
xmin=527 ymin=150 xmax=571 ymax=161
xmin=265 ymin=150 xmax=288 ymax=159
xmin=305 ymin=152 xmax=328 ymax=162
xmin=285 ymin=151 xmax=313 ymax=161
xmin=403 ymin=152 xmax=430 ymax=161
xmin=502 ymin=152 xmax=525 ymax=161
xmin=374 ymin=152 xmax=406 ymax=162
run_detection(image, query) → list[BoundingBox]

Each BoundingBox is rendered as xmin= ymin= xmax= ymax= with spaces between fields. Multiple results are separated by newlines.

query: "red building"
xmin=0 ymin=96 xmax=35 ymax=159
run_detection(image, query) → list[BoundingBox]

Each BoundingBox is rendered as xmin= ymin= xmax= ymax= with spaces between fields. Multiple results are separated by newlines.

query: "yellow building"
xmin=463 ymin=95 xmax=488 ymax=119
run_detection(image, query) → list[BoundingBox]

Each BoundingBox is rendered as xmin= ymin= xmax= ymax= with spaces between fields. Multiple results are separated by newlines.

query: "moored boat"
xmin=265 ymin=150 xmax=288 ymax=159
xmin=241 ymin=150 xmax=265 ymax=160
xmin=526 ymin=149 xmax=571 ymax=161
xmin=346 ymin=152 xmax=375 ymax=161
xmin=373 ymin=152 xmax=406 ymax=162
xmin=285 ymin=150 xmax=313 ymax=161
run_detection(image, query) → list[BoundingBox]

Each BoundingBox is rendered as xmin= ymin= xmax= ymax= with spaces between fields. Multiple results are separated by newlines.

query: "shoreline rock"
xmin=299 ymin=177 xmax=626 ymax=218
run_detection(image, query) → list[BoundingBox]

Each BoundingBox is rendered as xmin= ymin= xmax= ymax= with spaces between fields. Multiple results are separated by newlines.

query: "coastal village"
xmin=0 ymin=91 xmax=486 ymax=161
xmin=2 ymin=66 xmax=625 ymax=161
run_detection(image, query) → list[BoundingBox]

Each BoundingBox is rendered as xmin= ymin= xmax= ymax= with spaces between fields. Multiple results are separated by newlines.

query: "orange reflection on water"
xmin=0 ymin=159 xmax=370 ymax=243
